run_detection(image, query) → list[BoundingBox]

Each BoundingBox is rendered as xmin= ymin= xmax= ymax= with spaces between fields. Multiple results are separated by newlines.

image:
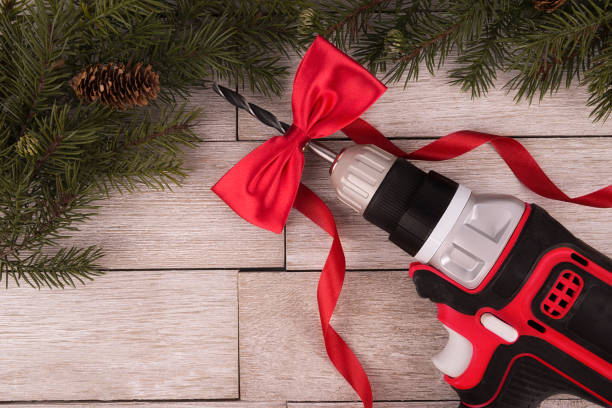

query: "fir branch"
xmin=36 ymin=131 xmax=63 ymax=169
xmin=0 ymin=192 xmax=75 ymax=260
xmin=325 ymin=0 xmax=388 ymax=38
xmin=115 ymin=123 xmax=191 ymax=150
xmin=397 ymin=23 xmax=458 ymax=64
xmin=1 ymin=245 xmax=104 ymax=289
xmin=318 ymin=0 xmax=612 ymax=121
xmin=585 ymin=42 xmax=612 ymax=121
xmin=506 ymin=0 xmax=612 ymax=102
xmin=17 ymin=21 xmax=55 ymax=140
xmin=448 ymin=4 xmax=523 ymax=98
xmin=1 ymin=0 xmax=304 ymax=288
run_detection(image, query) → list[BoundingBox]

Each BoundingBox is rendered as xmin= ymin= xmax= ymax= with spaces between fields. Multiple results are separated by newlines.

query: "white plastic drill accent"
xmin=330 ymin=145 xmax=395 ymax=214
xmin=432 ymin=324 xmax=473 ymax=378
xmin=414 ymin=184 xmax=471 ymax=264
xmin=429 ymin=194 xmax=525 ymax=289
xmin=480 ymin=313 xmax=519 ymax=343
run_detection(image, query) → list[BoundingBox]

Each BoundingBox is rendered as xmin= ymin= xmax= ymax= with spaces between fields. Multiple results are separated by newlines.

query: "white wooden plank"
xmin=290 ymin=403 xmax=454 ymax=408
xmin=287 ymin=138 xmax=612 ymax=270
xmin=240 ymin=271 xmax=604 ymax=404
xmin=288 ymin=400 xmax=598 ymax=408
xmin=187 ymin=86 xmax=237 ymax=141
xmin=239 ymin=271 xmax=453 ymax=401
xmin=62 ymin=142 xmax=284 ymax=269
xmin=237 ymin=57 xmax=612 ymax=139
xmin=0 ymin=270 xmax=238 ymax=401
xmin=5 ymin=404 xmax=284 ymax=408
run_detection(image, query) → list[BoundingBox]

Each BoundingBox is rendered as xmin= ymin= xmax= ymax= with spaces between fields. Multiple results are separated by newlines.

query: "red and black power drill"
xmin=212 ymin=83 xmax=612 ymax=408
xmin=309 ymin=141 xmax=612 ymax=408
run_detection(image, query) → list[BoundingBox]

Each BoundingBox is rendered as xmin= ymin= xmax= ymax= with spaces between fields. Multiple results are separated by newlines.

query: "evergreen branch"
xmin=317 ymin=0 xmax=612 ymax=121
xmin=398 ymin=23 xmax=459 ymax=64
xmin=115 ymin=123 xmax=191 ymax=150
xmin=448 ymin=7 xmax=519 ymax=98
xmin=18 ymin=63 xmax=47 ymax=139
xmin=325 ymin=0 xmax=387 ymax=37
xmin=0 ymin=192 xmax=75 ymax=259
xmin=35 ymin=131 xmax=63 ymax=169
xmin=1 ymin=245 xmax=104 ymax=289
xmin=506 ymin=0 xmax=612 ymax=102
xmin=0 ymin=0 xmax=305 ymax=288
xmin=17 ymin=20 xmax=54 ymax=140
xmin=384 ymin=16 xmax=460 ymax=84
xmin=585 ymin=42 xmax=612 ymax=121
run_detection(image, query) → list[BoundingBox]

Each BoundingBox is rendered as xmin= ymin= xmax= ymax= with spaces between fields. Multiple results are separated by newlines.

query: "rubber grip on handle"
xmin=459 ymin=355 xmax=603 ymax=408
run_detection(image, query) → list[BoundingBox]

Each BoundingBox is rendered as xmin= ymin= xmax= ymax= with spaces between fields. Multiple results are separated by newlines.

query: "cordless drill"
xmin=307 ymin=141 xmax=612 ymax=408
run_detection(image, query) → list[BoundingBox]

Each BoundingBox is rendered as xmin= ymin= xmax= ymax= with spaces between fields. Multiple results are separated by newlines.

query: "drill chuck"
xmin=328 ymin=144 xmax=460 ymax=256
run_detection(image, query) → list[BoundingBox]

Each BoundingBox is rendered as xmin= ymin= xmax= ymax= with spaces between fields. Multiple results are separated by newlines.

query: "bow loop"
xmin=212 ymin=36 xmax=386 ymax=234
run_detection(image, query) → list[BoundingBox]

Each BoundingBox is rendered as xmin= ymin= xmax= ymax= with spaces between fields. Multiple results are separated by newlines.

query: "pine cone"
xmin=70 ymin=62 xmax=160 ymax=110
xmin=385 ymin=29 xmax=406 ymax=59
xmin=15 ymin=132 xmax=40 ymax=158
xmin=533 ymin=0 xmax=567 ymax=12
xmin=297 ymin=8 xmax=316 ymax=35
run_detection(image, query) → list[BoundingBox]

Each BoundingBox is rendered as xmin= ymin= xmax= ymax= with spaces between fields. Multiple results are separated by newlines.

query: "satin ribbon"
xmin=213 ymin=36 xmax=386 ymax=233
xmin=344 ymin=119 xmax=612 ymax=207
xmin=213 ymin=36 xmax=612 ymax=408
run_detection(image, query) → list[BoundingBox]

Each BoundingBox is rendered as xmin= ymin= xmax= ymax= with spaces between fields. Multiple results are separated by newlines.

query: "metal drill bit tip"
xmin=212 ymin=83 xmax=290 ymax=133
xmin=212 ymin=83 xmax=338 ymax=164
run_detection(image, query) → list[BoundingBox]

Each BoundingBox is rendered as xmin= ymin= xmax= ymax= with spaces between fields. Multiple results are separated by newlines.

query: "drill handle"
xmin=410 ymin=204 xmax=612 ymax=407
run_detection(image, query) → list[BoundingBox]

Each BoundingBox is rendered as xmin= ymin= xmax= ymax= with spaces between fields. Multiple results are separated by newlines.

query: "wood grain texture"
xmin=287 ymin=138 xmax=612 ymax=270
xmin=237 ymin=57 xmax=612 ymax=140
xmin=0 ymin=270 xmax=238 ymax=401
xmin=288 ymin=400 xmax=599 ymax=408
xmin=61 ymin=142 xmax=284 ymax=269
xmin=187 ymin=86 xmax=237 ymax=141
xmin=239 ymin=270 xmax=454 ymax=401
xmin=4 ymin=404 xmax=284 ymax=408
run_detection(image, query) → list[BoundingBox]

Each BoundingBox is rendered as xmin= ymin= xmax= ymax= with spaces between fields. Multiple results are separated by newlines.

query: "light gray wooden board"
xmin=187 ymin=86 xmax=237 ymax=141
xmin=239 ymin=272 xmax=602 ymax=404
xmin=61 ymin=142 xmax=284 ymax=269
xmin=287 ymin=138 xmax=612 ymax=270
xmin=239 ymin=270 xmax=454 ymax=401
xmin=0 ymin=270 xmax=238 ymax=401
xmin=3 ymin=404 xmax=284 ymax=408
xmin=237 ymin=57 xmax=612 ymax=139
xmin=288 ymin=401 xmax=599 ymax=408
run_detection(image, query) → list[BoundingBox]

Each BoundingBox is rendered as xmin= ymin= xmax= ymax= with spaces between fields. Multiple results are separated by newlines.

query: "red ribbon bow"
xmin=213 ymin=36 xmax=386 ymax=233
xmin=213 ymin=36 xmax=612 ymax=408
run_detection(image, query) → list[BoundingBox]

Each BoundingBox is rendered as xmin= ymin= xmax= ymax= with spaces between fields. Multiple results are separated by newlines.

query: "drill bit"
xmin=212 ymin=83 xmax=337 ymax=164
xmin=212 ymin=83 xmax=290 ymax=133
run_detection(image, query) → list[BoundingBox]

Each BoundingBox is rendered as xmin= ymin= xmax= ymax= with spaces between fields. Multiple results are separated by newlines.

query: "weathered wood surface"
xmin=188 ymin=87 xmax=237 ymax=141
xmin=239 ymin=271 xmax=606 ymax=404
xmin=287 ymin=138 xmax=612 ymax=270
xmin=239 ymin=270 xmax=453 ymax=401
xmin=0 ymin=270 xmax=238 ymax=401
xmin=237 ymin=58 xmax=612 ymax=140
xmin=62 ymin=142 xmax=284 ymax=270
xmin=3 ymin=404 xmax=284 ymax=408
xmin=4 ymin=46 xmax=611 ymax=408
xmin=288 ymin=401 xmax=600 ymax=408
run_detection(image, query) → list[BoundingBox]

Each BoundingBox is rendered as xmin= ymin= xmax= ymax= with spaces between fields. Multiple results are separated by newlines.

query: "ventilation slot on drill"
xmin=541 ymin=270 xmax=583 ymax=319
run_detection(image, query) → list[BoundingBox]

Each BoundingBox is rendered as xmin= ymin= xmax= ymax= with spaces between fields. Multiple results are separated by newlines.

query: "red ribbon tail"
xmin=294 ymin=183 xmax=373 ymax=408
xmin=343 ymin=120 xmax=612 ymax=208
